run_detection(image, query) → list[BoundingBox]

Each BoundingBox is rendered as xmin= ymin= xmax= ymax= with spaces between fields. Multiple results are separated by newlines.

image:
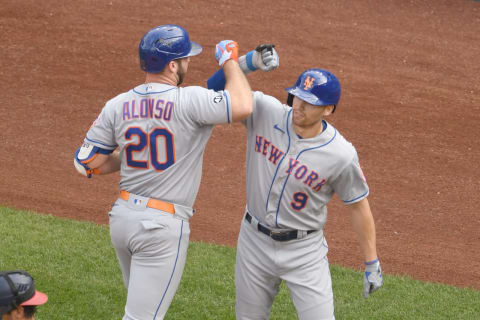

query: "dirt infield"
xmin=1 ymin=0 xmax=479 ymax=290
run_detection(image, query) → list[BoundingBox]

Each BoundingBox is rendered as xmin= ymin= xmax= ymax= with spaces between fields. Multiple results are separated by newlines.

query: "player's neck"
xmin=293 ymin=121 xmax=324 ymax=139
xmin=145 ymin=72 xmax=178 ymax=86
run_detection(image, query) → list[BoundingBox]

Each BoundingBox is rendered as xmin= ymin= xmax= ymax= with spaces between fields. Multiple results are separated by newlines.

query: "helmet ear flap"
xmin=286 ymin=93 xmax=294 ymax=107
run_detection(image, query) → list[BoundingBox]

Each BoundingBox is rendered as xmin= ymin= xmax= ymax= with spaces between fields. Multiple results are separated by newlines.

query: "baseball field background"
xmin=1 ymin=0 xmax=479 ymax=319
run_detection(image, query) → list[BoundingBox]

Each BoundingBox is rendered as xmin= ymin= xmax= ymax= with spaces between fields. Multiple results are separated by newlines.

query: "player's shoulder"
xmin=105 ymin=84 xmax=150 ymax=105
xmin=253 ymin=90 xmax=281 ymax=105
xmin=178 ymin=85 xmax=220 ymax=101
xmin=101 ymin=89 xmax=133 ymax=111
xmin=253 ymin=91 xmax=288 ymax=113
xmin=328 ymin=123 xmax=358 ymax=160
xmin=178 ymin=85 xmax=227 ymax=109
xmin=179 ymin=85 xmax=210 ymax=95
xmin=106 ymin=91 xmax=130 ymax=104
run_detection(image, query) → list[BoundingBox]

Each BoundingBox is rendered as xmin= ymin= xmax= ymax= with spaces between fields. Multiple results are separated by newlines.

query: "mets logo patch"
xmin=303 ymin=76 xmax=315 ymax=90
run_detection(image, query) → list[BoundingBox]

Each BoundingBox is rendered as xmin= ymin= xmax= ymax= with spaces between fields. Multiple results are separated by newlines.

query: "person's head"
xmin=0 ymin=271 xmax=48 ymax=320
xmin=285 ymin=68 xmax=341 ymax=127
xmin=138 ymin=24 xmax=202 ymax=85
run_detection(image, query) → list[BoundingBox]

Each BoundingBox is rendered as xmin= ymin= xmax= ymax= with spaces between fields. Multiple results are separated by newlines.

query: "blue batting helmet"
xmin=139 ymin=24 xmax=203 ymax=73
xmin=285 ymin=69 xmax=341 ymax=111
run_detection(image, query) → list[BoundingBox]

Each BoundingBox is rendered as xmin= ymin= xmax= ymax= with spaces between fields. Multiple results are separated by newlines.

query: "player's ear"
xmin=323 ymin=105 xmax=335 ymax=116
xmin=165 ymin=60 xmax=178 ymax=74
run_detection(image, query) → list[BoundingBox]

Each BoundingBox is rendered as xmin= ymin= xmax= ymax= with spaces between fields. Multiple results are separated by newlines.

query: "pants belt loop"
xmin=297 ymin=230 xmax=307 ymax=239
xmin=250 ymin=215 xmax=260 ymax=232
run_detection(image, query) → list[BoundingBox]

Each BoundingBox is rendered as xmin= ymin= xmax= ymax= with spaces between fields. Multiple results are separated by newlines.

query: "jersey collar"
xmin=133 ymin=83 xmax=177 ymax=95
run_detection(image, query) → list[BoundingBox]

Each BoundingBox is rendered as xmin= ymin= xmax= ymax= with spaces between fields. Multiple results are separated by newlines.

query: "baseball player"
xmin=208 ymin=48 xmax=383 ymax=319
xmin=73 ymin=24 xmax=255 ymax=320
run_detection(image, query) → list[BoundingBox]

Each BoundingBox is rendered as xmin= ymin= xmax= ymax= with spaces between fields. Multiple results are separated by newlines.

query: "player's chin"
xmin=293 ymin=113 xmax=305 ymax=124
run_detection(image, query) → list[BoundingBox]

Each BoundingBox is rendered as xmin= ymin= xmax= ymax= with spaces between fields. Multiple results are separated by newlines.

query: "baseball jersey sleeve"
xmin=330 ymin=151 xmax=369 ymax=204
xmin=84 ymin=101 xmax=118 ymax=151
xmin=180 ymin=86 xmax=232 ymax=125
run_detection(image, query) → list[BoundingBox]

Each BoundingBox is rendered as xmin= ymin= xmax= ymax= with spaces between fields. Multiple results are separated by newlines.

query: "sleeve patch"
xmin=213 ymin=95 xmax=223 ymax=103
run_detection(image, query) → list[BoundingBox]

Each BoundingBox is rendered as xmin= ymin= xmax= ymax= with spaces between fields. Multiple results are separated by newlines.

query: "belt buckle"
xmin=270 ymin=230 xmax=286 ymax=241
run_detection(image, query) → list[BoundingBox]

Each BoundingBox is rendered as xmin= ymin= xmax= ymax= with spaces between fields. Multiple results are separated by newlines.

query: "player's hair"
xmin=4 ymin=305 xmax=37 ymax=318
xmin=24 ymin=305 xmax=37 ymax=318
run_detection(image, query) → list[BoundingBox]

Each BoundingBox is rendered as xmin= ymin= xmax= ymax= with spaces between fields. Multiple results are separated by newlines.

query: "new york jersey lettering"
xmin=254 ymin=135 xmax=327 ymax=193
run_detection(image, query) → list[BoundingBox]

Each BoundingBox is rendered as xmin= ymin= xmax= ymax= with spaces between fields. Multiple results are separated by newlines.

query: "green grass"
xmin=1 ymin=207 xmax=479 ymax=319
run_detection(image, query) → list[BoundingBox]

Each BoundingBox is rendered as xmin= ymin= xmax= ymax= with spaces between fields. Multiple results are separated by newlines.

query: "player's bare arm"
xmin=347 ymin=197 xmax=383 ymax=298
xmin=223 ymin=60 xmax=252 ymax=121
xmin=88 ymin=150 xmax=121 ymax=175
xmin=348 ymin=197 xmax=378 ymax=261
xmin=215 ymin=40 xmax=253 ymax=122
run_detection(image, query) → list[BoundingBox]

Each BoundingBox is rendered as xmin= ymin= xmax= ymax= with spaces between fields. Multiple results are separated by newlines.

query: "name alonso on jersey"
xmin=122 ymin=98 xmax=174 ymax=121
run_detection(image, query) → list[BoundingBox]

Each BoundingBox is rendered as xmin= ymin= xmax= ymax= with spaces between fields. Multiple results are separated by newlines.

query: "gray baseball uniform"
xmin=84 ymin=82 xmax=232 ymax=319
xmin=236 ymin=91 xmax=369 ymax=320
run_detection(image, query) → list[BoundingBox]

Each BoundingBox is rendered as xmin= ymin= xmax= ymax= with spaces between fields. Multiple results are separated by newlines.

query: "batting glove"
xmin=254 ymin=44 xmax=279 ymax=71
xmin=363 ymin=259 xmax=383 ymax=298
xmin=240 ymin=44 xmax=279 ymax=74
xmin=215 ymin=40 xmax=239 ymax=67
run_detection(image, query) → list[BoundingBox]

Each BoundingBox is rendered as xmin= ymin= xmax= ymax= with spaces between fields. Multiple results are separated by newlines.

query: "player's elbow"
xmin=231 ymin=94 xmax=253 ymax=122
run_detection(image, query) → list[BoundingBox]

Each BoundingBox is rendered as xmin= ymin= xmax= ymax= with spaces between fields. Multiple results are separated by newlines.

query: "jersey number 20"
xmin=125 ymin=127 xmax=175 ymax=171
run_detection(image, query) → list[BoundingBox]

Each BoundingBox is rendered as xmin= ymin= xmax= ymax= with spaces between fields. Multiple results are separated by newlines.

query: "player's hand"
xmin=363 ymin=259 xmax=383 ymax=298
xmin=215 ymin=40 xmax=239 ymax=67
xmin=74 ymin=158 xmax=101 ymax=178
xmin=253 ymin=44 xmax=279 ymax=71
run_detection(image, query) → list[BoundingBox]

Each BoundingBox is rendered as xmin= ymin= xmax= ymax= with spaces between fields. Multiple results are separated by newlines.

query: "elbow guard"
xmin=74 ymin=143 xmax=111 ymax=178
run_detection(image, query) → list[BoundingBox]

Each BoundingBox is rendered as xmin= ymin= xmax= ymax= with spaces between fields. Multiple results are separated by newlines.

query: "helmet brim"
xmin=285 ymin=87 xmax=327 ymax=106
xmin=187 ymin=41 xmax=203 ymax=57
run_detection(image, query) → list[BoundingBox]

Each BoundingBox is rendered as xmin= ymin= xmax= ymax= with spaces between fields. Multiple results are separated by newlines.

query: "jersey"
xmin=84 ymin=82 xmax=232 ymax=210
xmin=244 ymin=91 xmax=369 ymax=231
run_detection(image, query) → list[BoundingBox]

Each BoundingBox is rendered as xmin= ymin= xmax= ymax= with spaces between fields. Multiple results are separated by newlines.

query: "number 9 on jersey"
xmin=290 ymin=192 xmax=309 ymax=211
